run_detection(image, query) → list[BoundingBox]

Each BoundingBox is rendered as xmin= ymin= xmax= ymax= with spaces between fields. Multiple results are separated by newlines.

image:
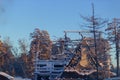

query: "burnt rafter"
xmin=64 ymin=30 xmax=101 ymax=69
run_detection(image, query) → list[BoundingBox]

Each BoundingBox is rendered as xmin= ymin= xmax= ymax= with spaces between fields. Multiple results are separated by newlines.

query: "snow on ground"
xmin=14 ymin=77 xmax=31 ymax=80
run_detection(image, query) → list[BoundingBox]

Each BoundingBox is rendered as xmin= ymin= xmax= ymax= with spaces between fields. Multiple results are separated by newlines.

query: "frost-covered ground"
xmin=14 ymin=77 xmax=31 ymax=80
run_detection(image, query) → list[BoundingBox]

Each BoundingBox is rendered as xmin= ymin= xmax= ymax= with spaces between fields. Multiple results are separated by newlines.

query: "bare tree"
xmin=26 ymin=28 xmax=52 ymax=78
xmin=0 ymin=39 xmax=6 ymax=68
xmin=2 ymin=37 xmax=15 ymax=76
xmin=18 ymin=39 xmax=29 ymax=55
xmin=18 ymin=38 xmax=29 ymax=77
xmin=29 ymin=28 xmax=52 ymax=60
xmin=80 ymin=3 xmax=108 ymax=79
xmin=105 ymin=18 xmax=120 ymax=77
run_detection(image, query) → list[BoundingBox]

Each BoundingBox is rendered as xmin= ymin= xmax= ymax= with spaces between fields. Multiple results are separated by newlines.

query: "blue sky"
xmin=0 ymin=0 xmax=120 ymax=65
xmin=0 ymin=0 xmax=120 ymax=41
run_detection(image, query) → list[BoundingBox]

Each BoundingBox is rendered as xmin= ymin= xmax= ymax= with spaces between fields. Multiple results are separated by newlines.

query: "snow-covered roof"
xmin=0 ymin=72 xmax=14 ymax=80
